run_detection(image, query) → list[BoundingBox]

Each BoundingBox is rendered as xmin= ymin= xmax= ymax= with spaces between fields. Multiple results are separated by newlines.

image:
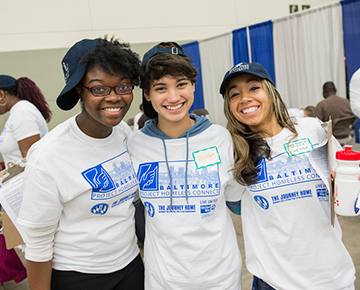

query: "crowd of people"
xmin=0 ymin=37 xmax=358 ymax=290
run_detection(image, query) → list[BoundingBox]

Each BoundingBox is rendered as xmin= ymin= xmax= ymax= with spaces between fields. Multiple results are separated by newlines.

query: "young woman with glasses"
xmin=18 ymin=36 xmax=144 ymax=290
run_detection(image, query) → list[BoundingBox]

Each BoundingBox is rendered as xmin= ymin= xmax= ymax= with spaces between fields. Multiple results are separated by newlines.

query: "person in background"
xmin=0 ymin=76 xmax=51 ymax=167
xmin=220 ymin=62 xmax=355 ymax=290
xmin=314 ymin=81 xmax=353 ymax=140
xmin=303 ymin=105 xmax=315 ymax=117
xmin=287 ymin=107 xmax=304 ymax=119
xmin=133 ymin=103 xmax=144 ymax=130
xmin=350 ymin=67 xmax=360 ymax=118
xmin=18 ymin=36 xmax=144 ymax=290
xmin=137 ymin=113 xmax=151 ymax=129
xmin=127 ymin=42 xmax=242 ymax=289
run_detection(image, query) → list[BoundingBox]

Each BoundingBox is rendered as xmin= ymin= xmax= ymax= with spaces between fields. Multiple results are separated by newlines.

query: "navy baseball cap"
xmin=141 ymin=42 xmax=192 ymax=118
xmin=219 ymin=62 xmax=274 ymax=97
xmin=0 ymin=75 xmax=16 ymax=89
xmin=57 ymin=39 xmax=101 ymax=110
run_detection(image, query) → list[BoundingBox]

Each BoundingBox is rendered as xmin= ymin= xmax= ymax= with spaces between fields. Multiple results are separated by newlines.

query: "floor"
xmin=1 ymin=140 xmax=360 ymax=290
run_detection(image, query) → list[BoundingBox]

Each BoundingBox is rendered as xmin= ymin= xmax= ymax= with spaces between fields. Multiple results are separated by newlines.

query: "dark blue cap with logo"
xmin=0 ymin=75 xmax=16 ymax=89
xmin=141 ymin=42 xmax=192 ymax=118
xmin=219 ymin=62 xmax=274 ymax=97
xmin=57 ymin=39 xmax=100 ymax=110
xmin=141 ymin=42 xmax=192 ymax=69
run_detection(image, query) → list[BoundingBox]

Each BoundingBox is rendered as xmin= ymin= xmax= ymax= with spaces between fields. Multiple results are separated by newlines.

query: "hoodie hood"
xmin=140 ymin=114 xmax=212 ymax=139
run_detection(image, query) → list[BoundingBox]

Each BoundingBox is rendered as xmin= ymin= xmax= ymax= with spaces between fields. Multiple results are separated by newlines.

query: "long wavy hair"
xmin=224 ymin=79 xmax=297 ymax=186
xmin=2 ymin=77 xmax=52 ymax=122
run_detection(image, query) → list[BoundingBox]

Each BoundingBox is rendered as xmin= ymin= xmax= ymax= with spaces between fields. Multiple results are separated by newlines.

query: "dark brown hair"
xmin=2 ymin=77 xmax=52 ymax=122
xmin=224 ymin=79 xmax=297 ymax=186
xmin=140 ymin=42 xmax=198 ymax=94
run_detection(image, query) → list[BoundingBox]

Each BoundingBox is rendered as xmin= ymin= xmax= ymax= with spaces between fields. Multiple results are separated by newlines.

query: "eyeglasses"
xmin=81 ymin=83 xmax=134 ymax=96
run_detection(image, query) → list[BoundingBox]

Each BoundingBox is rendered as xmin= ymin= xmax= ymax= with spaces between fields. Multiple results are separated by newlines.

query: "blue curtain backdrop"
xmin=182 ymin=41 xmax=205 ymax=111
xmin=249 ymin=21 xmax=276 ymax=85
xmin=341 ymin=0 xmax=360 ymax=80
xmin=232 ymin=27 xmax=249 ymax=65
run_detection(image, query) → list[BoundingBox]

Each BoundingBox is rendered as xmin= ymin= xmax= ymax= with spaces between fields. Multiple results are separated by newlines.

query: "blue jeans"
xmin=252 ymin=276 xmax=276 ymax=290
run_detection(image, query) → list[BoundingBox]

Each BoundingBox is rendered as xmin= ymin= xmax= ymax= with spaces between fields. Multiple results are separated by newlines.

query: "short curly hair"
xmin=80 ymin=36 xmax=141 ymax=86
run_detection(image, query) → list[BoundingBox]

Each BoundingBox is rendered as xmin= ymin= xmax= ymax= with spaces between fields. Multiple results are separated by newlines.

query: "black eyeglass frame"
xmin=80 ymin=83 xmax=134 ymax=96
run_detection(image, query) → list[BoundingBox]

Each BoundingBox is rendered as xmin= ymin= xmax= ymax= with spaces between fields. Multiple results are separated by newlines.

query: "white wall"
xmin=0 ymin=0 xmax=337 ymax=52
xmin=0 ymin=0 xmax=341 ymax=163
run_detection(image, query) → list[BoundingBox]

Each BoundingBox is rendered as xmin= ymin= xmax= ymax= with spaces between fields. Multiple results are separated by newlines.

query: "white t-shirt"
xmin=18 ymin=117 xmax=139 ymax=274
xmin=241 ymin=117 xmax=355 ymax=290
xmin=127 ymin=123 xmax=242 ymax=290
xmin=0 ymin=100 xmax=48 ymax=166
xmin=350 ymin=67 xmax=360 ymax=118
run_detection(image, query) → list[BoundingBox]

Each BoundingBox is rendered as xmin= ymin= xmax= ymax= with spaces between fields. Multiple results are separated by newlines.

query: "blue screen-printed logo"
xmin=137 ymin=162 xmax=159 ymax=191
xmin=144 ymin=201 xmax=155 ymax=217
xmin=254 ymin=195 xmax=269 ymax=210
xmin=200 ymin=204 xmax=216 ymax=214
xmin=255 ymin=157 xmax=268 ymax=183
xmin=355 ymin=198 xmax=359 ymax=215
xmin=91 ymin=203 xmax=109 ymax=215
xmin=82 ymin=165 xmax=116 ymax=193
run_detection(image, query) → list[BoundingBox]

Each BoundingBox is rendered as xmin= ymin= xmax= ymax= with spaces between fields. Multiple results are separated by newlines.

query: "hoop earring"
xmin=0 ymin=98 xmax=7 ymax=107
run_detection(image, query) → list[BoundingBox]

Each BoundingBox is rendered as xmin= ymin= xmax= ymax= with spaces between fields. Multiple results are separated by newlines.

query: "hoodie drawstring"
xmin=162 ymin=139 xmax=174 ymax=211
xmin=185 ymin=131 xmax=189 ymax=203
xmin=162 ymin=132 xmax=190 ymax=212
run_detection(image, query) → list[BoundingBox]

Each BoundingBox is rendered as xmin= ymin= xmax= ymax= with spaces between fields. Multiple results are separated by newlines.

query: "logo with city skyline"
xmin=256 ymin=157 xmax=268 ymax=183
xmin=82 ymin=153 xmax=137 ymax=200
xmin=137 ymin=161 xmax=221 ymax=199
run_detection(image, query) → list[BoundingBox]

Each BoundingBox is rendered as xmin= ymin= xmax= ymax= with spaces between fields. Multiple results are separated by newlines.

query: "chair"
xmin=127 ymin=118 xmax=134 ymax=126
xmin=332 ymin=115 xmax=357 ymax=130
xmin=332 ymin=115 xmax=358 ymax=145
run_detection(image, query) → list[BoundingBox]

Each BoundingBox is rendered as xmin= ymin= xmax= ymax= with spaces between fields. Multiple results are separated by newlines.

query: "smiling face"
xmin=145 ymin=75 xmax=195 ymax=136
xmin=76 ymin=66 xmax=133 ymax=138
xmin=227 ymin=73 xmax=281 ymax=136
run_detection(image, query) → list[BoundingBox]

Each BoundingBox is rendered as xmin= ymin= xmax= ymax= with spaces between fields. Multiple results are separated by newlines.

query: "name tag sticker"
xmin=192 ymin=147 xmax=221 ymax=169
xmin=284 ymin=138 xmax=313 ymax=156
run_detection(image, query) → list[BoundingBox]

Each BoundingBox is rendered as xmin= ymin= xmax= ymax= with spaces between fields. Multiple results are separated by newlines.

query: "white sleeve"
xmin=350 ymin=68 xmax=360 ymax=118
xmin=18 ymin=163 xmax=63 ymax=228
xmin=23 ymin=224 xmax=57 ymax=262
xmin=10 ymin=108 xmax=41 ymax=141
xmin=225 ymin=177 xmax=246 ymax=202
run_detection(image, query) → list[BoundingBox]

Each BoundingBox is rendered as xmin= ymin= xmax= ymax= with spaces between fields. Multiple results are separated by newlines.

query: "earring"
xmin=0 ymin=98 xmax=7 ymax=107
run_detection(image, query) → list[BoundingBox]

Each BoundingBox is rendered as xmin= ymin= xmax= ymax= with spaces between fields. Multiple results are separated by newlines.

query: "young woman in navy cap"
xmin=127 ymin=42 xmax=242 ymax=289
xmin=221 ymin=62 xmax=356 ymax=289
xmin=0 ymin=76 xmax=51 ymax=167
xmin=18 ymin=37 xmax=144 ymax=290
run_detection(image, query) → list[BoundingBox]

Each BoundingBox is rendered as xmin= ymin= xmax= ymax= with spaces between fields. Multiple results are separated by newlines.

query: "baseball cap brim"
xmin=56 ymin=63 xmax=87 ymax=110
xmin=219 ymin=62 xmax=274 ymax=97
xmin=0 ymin=75 xmax=16 ymax=88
